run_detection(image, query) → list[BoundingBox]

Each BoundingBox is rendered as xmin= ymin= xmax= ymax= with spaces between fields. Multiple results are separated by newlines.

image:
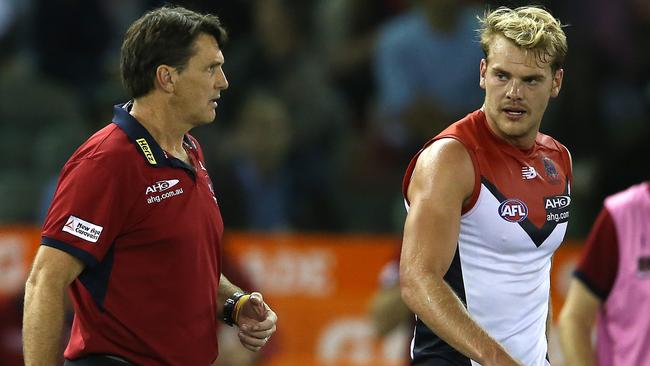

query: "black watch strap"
xmin=223 ymin=291 xmax=246 ymax=326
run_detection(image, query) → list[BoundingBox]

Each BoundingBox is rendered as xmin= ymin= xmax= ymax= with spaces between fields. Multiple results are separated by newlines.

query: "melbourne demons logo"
xmin=542 ymin=156 xmax=561 ymax=184
xmin=498 ymin=199 xmax=529 ymax=222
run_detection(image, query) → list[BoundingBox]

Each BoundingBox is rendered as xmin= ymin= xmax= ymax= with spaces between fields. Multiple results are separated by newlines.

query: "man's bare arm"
xmin=217 ymin=274 xmax=243 ymax=318
xmin=558 ymin=278 xmax=600 ymax=366
xmin=218 ymin=274 xmax=277 ymax=352
xmin=400 ymin=138 xmax=521 ymax=366
xmin=23 ymin=246 xmax=84 ymax=366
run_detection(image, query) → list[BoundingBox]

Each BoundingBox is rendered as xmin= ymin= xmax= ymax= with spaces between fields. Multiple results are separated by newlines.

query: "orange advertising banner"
xmin=222 ymin=232 xmax=404 ymax=366
xmin=0 ymin=227 xmax=41 ymax=302
xmin=0 ymin=227 xmax=584 ymax=365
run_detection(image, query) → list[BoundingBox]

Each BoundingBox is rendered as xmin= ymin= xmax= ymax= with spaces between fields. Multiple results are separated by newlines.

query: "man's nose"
xmin=216 ymin=71 xmax=229 ymax=90
xmin=506 ymin=80 xmax=522 ymax=100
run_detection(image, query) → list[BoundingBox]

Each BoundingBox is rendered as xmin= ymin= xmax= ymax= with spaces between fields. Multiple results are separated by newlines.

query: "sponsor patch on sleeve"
xmin=62 ymin=215 xmax=104 ymax=243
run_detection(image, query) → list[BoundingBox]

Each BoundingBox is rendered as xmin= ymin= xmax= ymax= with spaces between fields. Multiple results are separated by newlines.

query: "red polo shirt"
xmin=41 ymin=102 xmax=224 ymax=365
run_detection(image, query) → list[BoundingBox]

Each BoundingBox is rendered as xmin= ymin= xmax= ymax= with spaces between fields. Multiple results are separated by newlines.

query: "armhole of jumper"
xmin=457 ymin=137 xmax=480 ymax=215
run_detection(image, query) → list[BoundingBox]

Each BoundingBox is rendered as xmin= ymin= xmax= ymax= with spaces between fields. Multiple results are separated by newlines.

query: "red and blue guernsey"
xmin=41 ymin=102 xmax=224 ymax=365
xmin=403 ymin=109 xmax=572 ymax=366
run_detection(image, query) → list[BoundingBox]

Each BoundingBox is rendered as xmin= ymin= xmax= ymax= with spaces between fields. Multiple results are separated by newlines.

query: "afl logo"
xmin=498 ymin=199 xmax=528 ymax=222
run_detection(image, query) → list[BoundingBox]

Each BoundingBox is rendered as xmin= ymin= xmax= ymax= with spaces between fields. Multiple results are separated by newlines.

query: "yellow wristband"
xmin=233 ymin=294 xmax=251 ymax=325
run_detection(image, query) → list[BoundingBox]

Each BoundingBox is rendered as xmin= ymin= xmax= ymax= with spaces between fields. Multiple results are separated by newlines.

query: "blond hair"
xmin=478 ymin=6 xmax=567 ymax=71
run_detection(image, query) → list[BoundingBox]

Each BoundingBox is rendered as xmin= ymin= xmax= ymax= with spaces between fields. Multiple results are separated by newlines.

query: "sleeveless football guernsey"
xmin=403 ymin=109 xmax=572 ymax=365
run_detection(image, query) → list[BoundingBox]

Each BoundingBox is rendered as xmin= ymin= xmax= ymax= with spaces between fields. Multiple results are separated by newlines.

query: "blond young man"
xmin=400 ymin=6 xmax=570 ymax=366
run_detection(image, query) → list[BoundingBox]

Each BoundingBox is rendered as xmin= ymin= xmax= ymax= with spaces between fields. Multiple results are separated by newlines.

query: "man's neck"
xmin=129 ymin=96 xmax=188 ymax=154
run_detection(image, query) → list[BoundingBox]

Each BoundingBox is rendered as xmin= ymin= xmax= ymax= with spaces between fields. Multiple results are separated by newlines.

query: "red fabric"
xmin=576 ymin=207 xmax=619 ymax=299
xmin=42 ymin=118 xmax=224 ymax=365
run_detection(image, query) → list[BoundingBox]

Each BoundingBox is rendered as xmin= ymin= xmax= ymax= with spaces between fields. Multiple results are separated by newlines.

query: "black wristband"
xmin=223 ymin=291 xmax=246 ymax=326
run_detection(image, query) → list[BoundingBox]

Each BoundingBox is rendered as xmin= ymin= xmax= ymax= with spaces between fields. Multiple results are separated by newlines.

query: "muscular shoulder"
xmin=408 ymin=138 xmax=474 ymax=204
xmin=416 ymin=138 xmax=471 ymax=170
xmin=402 ymin=111 xmax=483 ymax=205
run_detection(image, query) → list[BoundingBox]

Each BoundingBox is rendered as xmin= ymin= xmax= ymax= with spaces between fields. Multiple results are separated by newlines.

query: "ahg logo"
xmin=498 ymin=199 xmax=528 ymax=223
xmin=145 ymin=179 xmax=180 ymax=195
xmin=544 ymin=195 xmax=571 ymax=210
xmin=544 ymin=195 xmax=570 ymax=223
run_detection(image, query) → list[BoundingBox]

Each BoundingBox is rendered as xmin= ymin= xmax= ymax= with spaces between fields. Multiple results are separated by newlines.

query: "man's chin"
xmin=503 ymin=126 xmax=539 ymax=143
xmin=499 ymin=119 xmax=531 ymax=135
xmin=197 ymin=113 xmax=217 ymax=125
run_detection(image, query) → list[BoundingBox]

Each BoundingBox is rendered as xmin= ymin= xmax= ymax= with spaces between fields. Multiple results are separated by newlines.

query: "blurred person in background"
xmin=32 ymin=0 xmax=112 ymax=112
xmin=370 ymin=257 xmax=412 ymax=338
xmin=373 ymin=0 xmax=484 ymax=155
xmin=577 ymin=0 xmax=650 ymax=206
xmin=313 ymin=0 xmax=408 ymax=233
xmin=22 ymin=6 xmax=276 ymax=365
xmin=559 ymin=181 xmax=650 ymax=366
xmin=316 ymin=0 xmax=401 ymax=129
xmin=0 ymin=0 xmax=89 ymax=224
xmin=353 ymin=0 xmax=484 ymax=234
xmin=223 ymin=0 xmax=350 ymax=231
xmin=369 ymin=255 xmax=413 ymax=364
xmin=400 ymin=6 xmax=570 ymax=365
xmin=211 ymin=91 xmax=293 ymax=231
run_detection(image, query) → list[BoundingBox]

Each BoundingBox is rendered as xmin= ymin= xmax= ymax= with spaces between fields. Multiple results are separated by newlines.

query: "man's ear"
xmin=551 ymin=68 xmax=564 ymax=98
xmin=155 ymin=65 xmax=176 ymax=93
xmin=479 ymin=58 xmax=487 ymax=90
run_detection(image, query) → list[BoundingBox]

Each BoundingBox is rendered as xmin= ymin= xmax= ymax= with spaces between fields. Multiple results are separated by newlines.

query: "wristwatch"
xmin=223 ymin=291 xmax=247 ymax=326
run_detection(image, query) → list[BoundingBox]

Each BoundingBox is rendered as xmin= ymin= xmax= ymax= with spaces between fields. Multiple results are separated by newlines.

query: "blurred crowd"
xmin=0 ymin=0 xmax=648 ymax=237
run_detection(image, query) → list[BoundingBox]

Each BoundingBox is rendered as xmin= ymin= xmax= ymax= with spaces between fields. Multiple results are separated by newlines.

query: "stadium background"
xmin=0 ymin=0 xmax=648 ymax=365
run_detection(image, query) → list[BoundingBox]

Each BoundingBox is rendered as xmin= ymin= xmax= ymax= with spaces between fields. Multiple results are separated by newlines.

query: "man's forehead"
xmin=488 ymin=36 xmax=553 ymax=73
xmin=194 ymin=33 xmax=221 ymax=51
xmin=192 ymin=34 xmax=224 ymax=60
